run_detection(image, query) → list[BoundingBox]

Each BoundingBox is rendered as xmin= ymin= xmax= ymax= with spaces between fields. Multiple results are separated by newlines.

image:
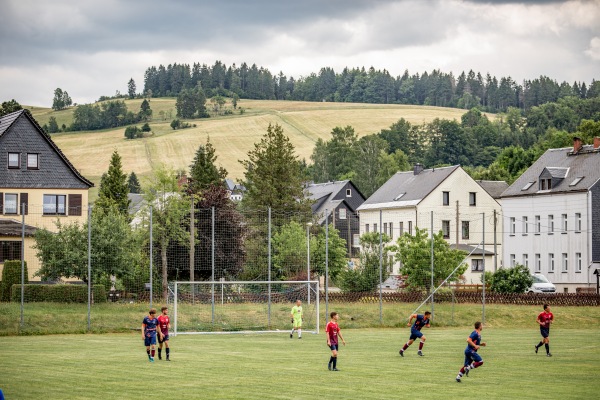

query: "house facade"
xmin=501 ymin=137 xmax=600 ymax=293
xmin=0 ymin=110 xmax=93 ymax=279
xmin=305 ymin=180 xmax=365 ymax=258
xmin=357 ymin=164 xmax=504 ymax=283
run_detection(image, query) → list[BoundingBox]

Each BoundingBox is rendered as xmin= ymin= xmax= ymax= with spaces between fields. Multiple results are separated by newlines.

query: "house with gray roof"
xmin=305 ymin=180 xmax=365 ymax=257
xmin=0 ymin=109 xmax=93 ymax=279
xmin=358 ymin=164 xmax=504 ymax=283
xmin=500 ymin=137 xmax=600 ymax=293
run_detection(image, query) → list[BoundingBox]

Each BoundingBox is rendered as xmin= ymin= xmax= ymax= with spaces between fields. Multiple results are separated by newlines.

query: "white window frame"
xmin=4 ymin=193 xmax=18 ymax=214
xmin=562 ymin=253 xmax=568 ymax=272
xmin=522 ymin=253 xmax=529 ymax=267
xmin=576 ymin=252 xmax=582 ymax=273
xmin=27 ymin=153 xmax=39 ymax=169
xmin=338 ymin=208 xmax=347 ymax=220
xmin=510 ymin=254 xmax=516 ymax=267
xmin=548 ymin=253 xmax=555 ymax=272
xmin=575 ymin=213 xmax=581 ymax=232
xmin=548 ymin=215 xmax=554 ymax=233
xmin=535 ymin=215 xmax=540 ymax=234
xmin=535 ymin=253 xmax=541 ymax=273
xmin=8 ymin=152 xmax=20 ymax=169
xmin=522 ymin=216 xmax=528 ymax=234
xmin=510 ymin=217 xmax=516 ymax=235
xmin=562 ymin=214 xmax=567 ymax=233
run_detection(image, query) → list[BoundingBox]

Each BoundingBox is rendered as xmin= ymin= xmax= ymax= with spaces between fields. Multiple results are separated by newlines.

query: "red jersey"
xmin=537 ymin=311 xmax=553 ymax=328
xmin=157 ymin=315 xmax=170 ymax=334
xmin=326 ymin=321 xmax=340 ymax=345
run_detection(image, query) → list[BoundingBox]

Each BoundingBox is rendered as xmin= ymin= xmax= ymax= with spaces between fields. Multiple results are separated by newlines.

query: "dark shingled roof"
xmin=0 ymin=219 xmax=38 ymax=237
xmin=0 ymin=109 xmax=93 ymax=188
xmin=476 ymin=180 xmax=509 ymax=199
xmin=501 ymin=145 xmax=600 ymax=198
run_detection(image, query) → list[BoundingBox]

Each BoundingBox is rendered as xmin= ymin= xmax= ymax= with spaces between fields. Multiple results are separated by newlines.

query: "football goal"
xmin=173 ymin=280 xmax=319 ymax=335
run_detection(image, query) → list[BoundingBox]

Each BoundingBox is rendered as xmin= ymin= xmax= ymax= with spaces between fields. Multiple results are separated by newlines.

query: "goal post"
xmin=174 ymin=280 xmax=319 ymax=335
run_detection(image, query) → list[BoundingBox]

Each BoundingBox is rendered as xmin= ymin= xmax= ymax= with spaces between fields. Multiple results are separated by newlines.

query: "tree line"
xmin=142 ymin=60 xmax=600 ymax=113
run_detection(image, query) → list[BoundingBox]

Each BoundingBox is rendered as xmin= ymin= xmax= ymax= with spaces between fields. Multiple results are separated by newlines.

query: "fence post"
xmin=268 ymin=207 xmax=272 ymax=327
xmin=190 ymin=195 xmax=195 ymax=284
xmin=149 ymin=206 xmax=153 ymax=308
xmin=325 ymin=209 xmax=329 ymax=323
xmin=482 ymin=212 xmax=486 ymax=324
xmin=211 ymin=206 xmax=215 ymax=324
xmin=20 ymin=203 xmax=25 ymax=329
xmin=87 ymin=204 xmax=92 ymax=331
xmin=379 ymin=209 xmax=383 ymax=325
xmin=430 ymin=211 xmax=434 ymax=319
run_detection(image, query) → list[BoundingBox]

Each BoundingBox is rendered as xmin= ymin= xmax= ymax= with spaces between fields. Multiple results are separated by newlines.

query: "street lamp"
xmin=307 ymin=222 xmax=313 ymax=304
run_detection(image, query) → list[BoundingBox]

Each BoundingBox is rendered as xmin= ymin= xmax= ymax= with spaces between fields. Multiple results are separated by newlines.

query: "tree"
xmin=128 ymin=78 xmax=137 ymax=99
xmin=240 ymin=123 xmax=309 ymax=214
xmin=352 ymin=135 xmax=389 ymax=198
xmin=0 ymin=99 xmax=22 ymax=117
xmin=176 ymin=84 xmax=208 ymax=119
xmin=188 ymin=137 xmax=227 ymax=194
xmin=488 ymin=264 xmax=534 ymax=293
xmin=52 ymin=88 xmax=72 ymax=111
xmin=337 ymin=232 xmax=392 ymax=293
xmin=124 ymin=125 xmax=139 ymax=139
xmin=128 ymin=172 xmax=141 ymax=193
xmin=96 ymin=151 xmax=130 ymax=214
xmin=392 ymin=228 xmax=466 ymax=292
xmin=139 ymin=98 xmax=152 ymax=121
xmin=141 ymin=165 xmax=189 ymax=301
xmin=47 ymin=116 xmax=60 ymax=133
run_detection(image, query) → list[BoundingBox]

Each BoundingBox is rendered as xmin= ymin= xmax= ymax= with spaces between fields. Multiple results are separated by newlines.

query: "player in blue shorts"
xmin=456 ymin=321 xmax=486 ymax=382
xmin=399 ymin=311 xmax=431 ymax=357
xmin=142 ymin=308 xmax=163 ymax=362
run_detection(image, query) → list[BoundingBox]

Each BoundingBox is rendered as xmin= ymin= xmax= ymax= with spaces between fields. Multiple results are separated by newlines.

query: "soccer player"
xmin=142 ymin=308 xmax=162 ymax=362
xmin=456 ymin=321 xmax=486 ymax=383
xmin=535 ymin=303 xmax=554 ymax=357
xmin=326 ymin=312 xmax=346 ymax=371
xmin=157 ymin=306 xmax=171 ymax=361
xmin=290 ymin=299 xmax=303 ymax=339
xmin=399 ymin=311 xmax=431 ymax=357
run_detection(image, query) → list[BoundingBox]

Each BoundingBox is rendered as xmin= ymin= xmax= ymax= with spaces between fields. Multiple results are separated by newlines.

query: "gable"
xmin=0 ymin=111 xmax=92 ymax=189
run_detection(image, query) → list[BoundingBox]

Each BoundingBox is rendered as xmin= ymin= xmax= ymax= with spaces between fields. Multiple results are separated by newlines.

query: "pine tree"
xmin=96 ymin=151 xmax=130 ymax=214
xmin=128 ymin=172 xmax=141 ymax=194
xmin=188 ymin=137 xmax=227 ymax=194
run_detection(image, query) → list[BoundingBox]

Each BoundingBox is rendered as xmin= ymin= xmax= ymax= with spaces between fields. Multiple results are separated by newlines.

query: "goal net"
xmin=173 ymin=280 xmax=319 ymax=335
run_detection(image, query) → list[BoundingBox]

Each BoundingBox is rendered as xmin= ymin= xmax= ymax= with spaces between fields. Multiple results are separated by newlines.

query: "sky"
xmin=1 ymin=0 xmax=599 ymax=107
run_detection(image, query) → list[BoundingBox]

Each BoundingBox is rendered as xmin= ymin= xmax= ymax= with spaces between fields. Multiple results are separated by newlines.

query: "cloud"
xmin=585 ymin=37 xmax=600 ymax=61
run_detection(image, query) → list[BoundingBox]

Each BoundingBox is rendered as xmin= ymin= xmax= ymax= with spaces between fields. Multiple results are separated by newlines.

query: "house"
xmin=0 ymin=109 xmax=93 ymax=279
xmin=305 ymin=180 xmax=366 ymax=258
xmin=500 ymin=137 xmax=600 ymax=293
xmin=224 ymin=178 xmax=245 ymax=202
xmin=357 ymin=164 xmax=504 ymax=283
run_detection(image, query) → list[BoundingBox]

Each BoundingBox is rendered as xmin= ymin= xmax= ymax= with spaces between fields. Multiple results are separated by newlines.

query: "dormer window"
xmin=539 ymin=179 xmax=552 ymax=191
xmin=27 ymin=153 xmax=39 ymax=170
xmin=346 ymin=189 xmax=352 ymax=197
xmin=8 ymin=153 xmax=20 ymax=169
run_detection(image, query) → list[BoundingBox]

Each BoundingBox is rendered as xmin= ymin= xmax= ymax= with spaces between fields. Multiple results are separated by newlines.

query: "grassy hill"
xmin=28 ymin=99 xmax=474 ymax=199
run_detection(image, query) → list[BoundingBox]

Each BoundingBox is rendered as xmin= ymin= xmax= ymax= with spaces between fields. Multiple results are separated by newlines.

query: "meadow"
xmin=27 ymin=99 xmax=472 ymax=198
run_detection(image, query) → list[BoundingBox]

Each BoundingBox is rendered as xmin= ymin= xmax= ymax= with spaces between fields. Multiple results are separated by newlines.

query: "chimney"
xmin=413 ymin=163 xmax=424 ymax=175
xmin=573 ymin=136 xmax=583 ymax=153
xmin=594 ymin=137 xmax=600 ymax=150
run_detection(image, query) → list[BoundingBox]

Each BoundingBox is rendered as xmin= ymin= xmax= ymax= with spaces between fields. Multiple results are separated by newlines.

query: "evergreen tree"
xmin=96 ymin=150 xmax=130 ymax=214
xmin=139 ymin=98 xmax=152 ymax=121
xmin=47 ymin=116 xmax=60 ymax=133
xmin=188 ymin=137 xmax=227 ymax=194
xmin=128 ymin=171 xmax=141 ymax=193
xmin=128 ymin=78 xmax=136 ymax=99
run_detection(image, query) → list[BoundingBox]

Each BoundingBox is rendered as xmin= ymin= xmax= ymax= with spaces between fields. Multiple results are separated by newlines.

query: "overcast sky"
xmin=1 ymin=0 xmax=599 ymax=107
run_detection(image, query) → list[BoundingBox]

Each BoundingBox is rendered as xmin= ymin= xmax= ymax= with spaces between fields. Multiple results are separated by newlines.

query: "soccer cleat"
xmin=464 ymin=367 xmax=469 ymax=377
xmin=535 ymin=345 xmax=538 ymax=354
xmin=328 ymin=364 xmax=332 ymax=371
xmin=158 ymin=355 xmax=162 ymax=360
xmin=547 ymin=353 xmax=552 ymax=357
xmin=399 ymin=350 xmax=404 ymax=357
xmin=298 ymin=337 xmax=302 ymax=339
xmin=166 ymin=358 xmax=170 ymax=361
xmin=456 ymin=378 xmax=461 ymax=383
xmin=417 ymin=350 xmax=424 ymax=356
xmin=332 ymin=368 xmax=340 ymax=371
xmin=290 ymin=334 xmax=293 ymax=339
xmin=149 ymin=357 xmax=155 ymax=362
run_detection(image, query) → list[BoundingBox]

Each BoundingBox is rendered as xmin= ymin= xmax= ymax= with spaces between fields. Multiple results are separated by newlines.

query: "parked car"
xmin=528 ymin=274 xmax=556 ymax=293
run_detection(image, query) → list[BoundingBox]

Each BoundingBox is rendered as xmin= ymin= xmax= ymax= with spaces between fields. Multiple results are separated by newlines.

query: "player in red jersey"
xmin=535 ymin=304 xmax=554 ymax=357
xmin=157 ymin=306 xmax=171 ymax=361
xmin=326 ymin=312 xmax=346 ymax=371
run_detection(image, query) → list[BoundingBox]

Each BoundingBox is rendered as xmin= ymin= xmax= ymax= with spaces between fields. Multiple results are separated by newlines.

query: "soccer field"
xmin=1 ymin=327 xmax=599 ymax=399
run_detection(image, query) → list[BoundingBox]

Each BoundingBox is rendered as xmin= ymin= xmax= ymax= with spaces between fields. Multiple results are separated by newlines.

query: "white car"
xmin=528 ymin=274 xmax=556 ymax=293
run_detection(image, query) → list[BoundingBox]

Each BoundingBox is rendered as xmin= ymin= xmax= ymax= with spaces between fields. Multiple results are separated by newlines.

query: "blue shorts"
xmin=144 ymin=335 xmax=157 ymax=346
xmin=158 ymin=334 xmax=170 ymax=343
xmin=464 ymin=350 xmax=482 ymax=366
xmin=540 ymin=327 xmax=550 ymax=338
xmin=409 ymin=330 xmax=423 ymax=341
xmin=329 ymin=344 xmax=339 ymax=351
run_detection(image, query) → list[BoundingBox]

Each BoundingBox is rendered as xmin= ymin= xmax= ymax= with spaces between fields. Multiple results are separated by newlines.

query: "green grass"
xmin=1 ymin=327 xmax=598 ymax=399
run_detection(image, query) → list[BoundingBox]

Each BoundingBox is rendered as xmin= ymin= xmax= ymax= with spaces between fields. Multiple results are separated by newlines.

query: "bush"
xmin=489 ymin=264 xmax=534 ymax=293
xmin=124 ymin=125 xmax=139 ymax=139
xmin=11 ymin=284 xmax=107 ymax=303
xmin=1 ymin=260 xmax=27 ymax=301
xmin=141 ymin=123 xmax=151 ymax=132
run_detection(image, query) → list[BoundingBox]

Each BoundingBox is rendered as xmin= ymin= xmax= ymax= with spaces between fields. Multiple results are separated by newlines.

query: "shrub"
xmin=489 ymin=264 xmax=534 ymax=293
xmin=124 ymin=125 xmax=139 ymax=139
xmin=1 ymin=260 xmax=27 ymax=302
xmin=141 ymin=123 xmax=151 ymax=132
xmin=11 ymin=284 xmax=107 ymax=303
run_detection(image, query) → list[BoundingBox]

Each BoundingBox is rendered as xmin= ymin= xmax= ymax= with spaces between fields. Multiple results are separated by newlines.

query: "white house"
xmin=357 ymin=164 xmax=505 ymax=284
xmin=500 ymin=137 xmax=600 ymax=293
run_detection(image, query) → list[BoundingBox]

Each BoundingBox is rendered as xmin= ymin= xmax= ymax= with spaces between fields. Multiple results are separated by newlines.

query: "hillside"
xmin=29 ymin=99 xmax=475 ymax=198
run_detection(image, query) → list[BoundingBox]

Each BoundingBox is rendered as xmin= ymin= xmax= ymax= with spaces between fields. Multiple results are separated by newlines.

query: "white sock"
xmin=298 ymin=330 xmax=302 ymax=338
xmin=290 ymin=328 xmax=295 ymax=335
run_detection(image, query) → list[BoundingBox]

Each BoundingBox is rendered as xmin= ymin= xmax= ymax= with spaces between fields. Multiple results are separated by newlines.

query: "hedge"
xmin=10 ymin=284 xmax=107 ymax=303
xmin=1 ymin=260 xmax=28 ymax=302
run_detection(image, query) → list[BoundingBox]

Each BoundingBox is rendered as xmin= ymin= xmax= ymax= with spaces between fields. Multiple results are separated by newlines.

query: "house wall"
xmin=502 ymin=191 xmax=590 ymax=293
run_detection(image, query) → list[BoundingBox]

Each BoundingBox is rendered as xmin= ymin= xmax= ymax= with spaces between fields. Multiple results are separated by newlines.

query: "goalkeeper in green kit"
xmin=290 ymin=299 xmax=303 ymax=339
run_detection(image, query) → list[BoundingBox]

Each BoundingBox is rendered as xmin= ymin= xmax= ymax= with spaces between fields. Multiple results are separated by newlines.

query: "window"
xmin=535 ymin=215 xmax=541 ymax=234
xmin=548 ymin=215 xmax=554 ymax=233
xmin=408 ymin=221 xmax=413 ymax=235
xmin=339 ymin=208 xmax=347 ymax=220
xmin=394 ymin=193 xmax=405 ymax=201
xmin=576 ymin=253 xmax=582 ymax=273
xmin=469 ymin=192 xmax=476 ymax=206
xmin=522 ymin=216 xmax=528 ymax=235
xmin=352 ymin=234 xmax=360 ymax=247
xmin=365 ymin=224 xmax=370 ymax=233
xmin=3 ymin=194 xmax=18 ymax=214
xmin=373 ymin=223 xmax=378 ymax=233
xmin=522 ymin=181 xmax=535 ymax=191
xmin=535 ymin=254 xmax=541 ymax=273
xmin=471 ymin=259 xmax=484 ymax=272
xmin=562 ymin=214 xmax=567 ymax=233
xmin=8 ymin=153 xmax=20 ymax=169
xmin=0 ymin=241 xmax=21 ymax=262
xmin=399 ymin=222 xmax=404 ymax=236
xmin=383 ymin=223 xmax=388 ymax=236
xmin=562 ymin=253 xmax=568 ymax=272
xmin=443 ymin=191 xmax=449 ymax=206
xmin=27 ymin=153 xmax=39 ymax=169
xmin=569 ymin=176 xmax=584 ymax=186
xmin=442 ymin=220 xmax=450 ymax=239
xmin=548 ymin=253 xmax=555 ymax=272
xmin=346 ymin=189 xmax=352 ymax=197
xmin=522 ymin=254 xmax=529 ymax=267
xmin=510 ymin=217 xmax=516 ymax=235
xmin=389 ymin=222 xmax=393 ymax=240
xmin=540 ymin=179 xmax=552 ymax=190
xmin=462 ymin=221 xmax=470 ymax=240
xmin=575 ymin=213 xmax=581 ymax=232
xmin=43 ymin=194 xmax=66 ymax=215
xmin=510 ymin=254 xmax=516 ymax=267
